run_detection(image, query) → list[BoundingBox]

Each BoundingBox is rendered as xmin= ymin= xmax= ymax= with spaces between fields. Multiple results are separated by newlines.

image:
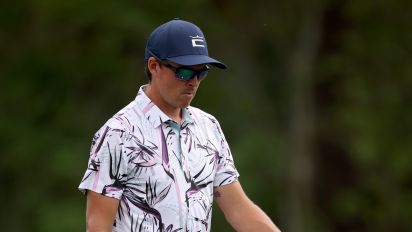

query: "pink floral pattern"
xmin=79 ymin=85 xmax=239 ymax=231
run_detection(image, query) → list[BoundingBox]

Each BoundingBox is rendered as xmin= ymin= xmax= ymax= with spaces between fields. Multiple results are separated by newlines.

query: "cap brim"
xmin=168 ymin=55 xmax=227 ymax=69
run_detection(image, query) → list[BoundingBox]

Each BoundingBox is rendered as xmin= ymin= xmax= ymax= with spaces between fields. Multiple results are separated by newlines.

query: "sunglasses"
xmin=160 ymin=62 xmax=209 ymax=81
xmin=146 ymin=49 xmax=209 ymax=81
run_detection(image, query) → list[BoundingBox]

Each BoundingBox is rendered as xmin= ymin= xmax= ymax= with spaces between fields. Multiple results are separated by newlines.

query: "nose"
xmin=187 ymin=75 xmax=200 ymax=86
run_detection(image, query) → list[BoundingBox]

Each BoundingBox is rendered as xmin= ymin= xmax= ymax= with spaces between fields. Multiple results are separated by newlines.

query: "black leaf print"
xmin=102 ymin=142 xmax=127 ymax=196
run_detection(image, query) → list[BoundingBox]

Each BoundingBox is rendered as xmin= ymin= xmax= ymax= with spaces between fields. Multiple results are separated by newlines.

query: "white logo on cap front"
xmin=190 ymin=35 xmax=205 ymax=47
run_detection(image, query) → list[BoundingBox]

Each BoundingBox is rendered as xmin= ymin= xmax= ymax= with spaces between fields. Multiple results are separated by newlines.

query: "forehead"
xmin=166 ymin=60 xmax=207 ymax=70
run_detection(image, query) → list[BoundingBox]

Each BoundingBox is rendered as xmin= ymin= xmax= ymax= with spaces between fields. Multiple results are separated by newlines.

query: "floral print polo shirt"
xmin=79 ymin=85 xmax=239 ymax=232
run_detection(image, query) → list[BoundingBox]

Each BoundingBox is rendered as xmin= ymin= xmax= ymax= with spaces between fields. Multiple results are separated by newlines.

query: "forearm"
xmin=228 ymin=203 xmax=281 ymax=232
xmin=215 ymin=182 xmax=281 ymax=232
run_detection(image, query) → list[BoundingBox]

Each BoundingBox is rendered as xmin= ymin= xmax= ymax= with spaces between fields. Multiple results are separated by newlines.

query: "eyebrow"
xmin=163 ymin=61 xmax=208 ymax=71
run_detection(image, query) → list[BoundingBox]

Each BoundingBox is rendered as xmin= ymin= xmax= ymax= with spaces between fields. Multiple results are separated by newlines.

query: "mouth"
xmin=183 ymin=89 xmax=196 ymax=96
xmin=183 ymin=92 xmax=194 ymax=97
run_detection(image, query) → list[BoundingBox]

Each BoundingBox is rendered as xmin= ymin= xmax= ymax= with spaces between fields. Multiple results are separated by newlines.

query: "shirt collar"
xmin=181 ymin=107 xmax=195 ymax=127
xmin=135 ymin=85 xmax=194 ymax=128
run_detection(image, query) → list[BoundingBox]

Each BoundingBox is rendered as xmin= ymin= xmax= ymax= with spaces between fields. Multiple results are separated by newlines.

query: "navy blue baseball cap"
xmin=144 ymin=18 xmax=227 ymax=69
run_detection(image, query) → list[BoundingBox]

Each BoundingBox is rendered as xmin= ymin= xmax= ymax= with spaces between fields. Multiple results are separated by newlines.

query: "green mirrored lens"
xmin=177 ymin=69 xmax=196 ymax=80
xmin=198 ymin=70 xmax=208 ymax=80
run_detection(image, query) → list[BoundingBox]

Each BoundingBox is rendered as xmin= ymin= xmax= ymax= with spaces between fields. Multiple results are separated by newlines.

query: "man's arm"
xmin=86 ymin=190 xmax=120 ymax=232
xmin=214 ymin=181 xmax=281 ymax=232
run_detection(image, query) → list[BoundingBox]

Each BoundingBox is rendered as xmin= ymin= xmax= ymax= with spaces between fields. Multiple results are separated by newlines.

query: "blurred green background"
xmin=1 ymin=0 xmax=412 ymax=231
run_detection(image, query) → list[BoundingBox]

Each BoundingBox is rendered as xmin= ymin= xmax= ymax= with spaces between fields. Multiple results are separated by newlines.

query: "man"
xmin=79 ymin=18 xmax=281 ymax=232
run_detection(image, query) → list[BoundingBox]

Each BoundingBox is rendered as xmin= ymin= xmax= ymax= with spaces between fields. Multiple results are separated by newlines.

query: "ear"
xmin=147 ymin=57 xmax=160 ymax=77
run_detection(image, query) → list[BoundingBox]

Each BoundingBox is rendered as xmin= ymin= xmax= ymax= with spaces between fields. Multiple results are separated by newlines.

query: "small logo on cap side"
xmin=190 ymin=35 xmax=205 ymax=47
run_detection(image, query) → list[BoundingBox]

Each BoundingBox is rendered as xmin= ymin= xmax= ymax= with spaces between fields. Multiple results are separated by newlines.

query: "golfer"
xmin=79 ymin=18 xmax=281 ymax=232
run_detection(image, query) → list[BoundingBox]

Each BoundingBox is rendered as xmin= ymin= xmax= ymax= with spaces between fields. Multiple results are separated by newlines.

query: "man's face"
xmin=150 ymin=60 xmax=206 ymax=111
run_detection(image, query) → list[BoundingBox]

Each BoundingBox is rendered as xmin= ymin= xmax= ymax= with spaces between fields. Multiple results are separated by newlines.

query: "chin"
xmin=178 ymin=98 xmax=193 ymax=108
xmin=181 ymin=103 xmax=191 ymax=108
xmin=180 ymin=101 xmax=192 ymax=108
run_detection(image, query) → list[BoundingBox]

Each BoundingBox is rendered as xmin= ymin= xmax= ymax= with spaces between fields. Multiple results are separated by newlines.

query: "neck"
xmin=144 ymin=85 xmax=182 ymax=123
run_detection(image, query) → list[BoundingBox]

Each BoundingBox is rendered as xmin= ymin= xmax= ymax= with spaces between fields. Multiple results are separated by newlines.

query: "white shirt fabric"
xmin=79 ymin=85 xmax=239 ymax=232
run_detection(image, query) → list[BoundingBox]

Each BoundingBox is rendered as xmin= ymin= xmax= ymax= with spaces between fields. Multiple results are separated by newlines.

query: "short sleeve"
xmin=78 ymin=126 xmax=129 ymax=199
xmin=212 ymin=121 xmax=240 ymax=187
